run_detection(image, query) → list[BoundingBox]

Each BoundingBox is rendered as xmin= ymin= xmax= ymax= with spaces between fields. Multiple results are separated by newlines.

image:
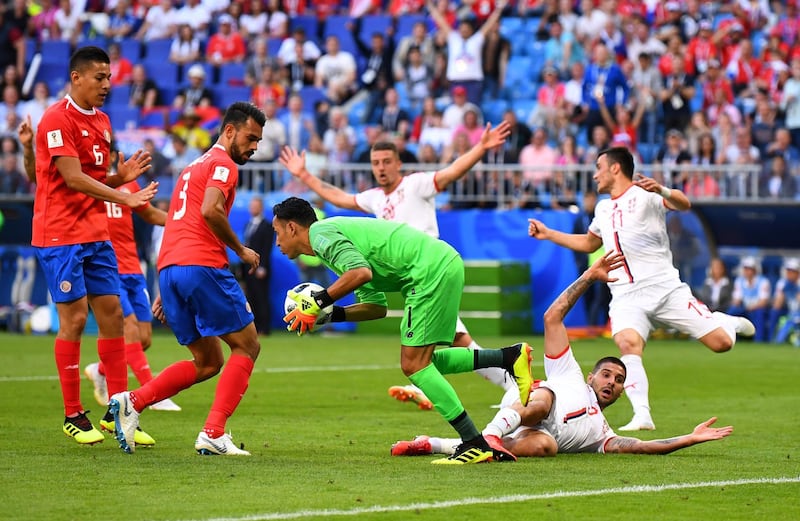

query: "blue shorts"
xmin=159 ymin=265 xmax=253 ymax=346
xmin=35 ymin=242 xmax=120 ymax=303
xmin=119 ymin=273 xmax=153 ymax=322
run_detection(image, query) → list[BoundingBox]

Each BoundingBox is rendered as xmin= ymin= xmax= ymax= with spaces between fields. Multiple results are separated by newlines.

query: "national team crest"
xmin=59 ymin=280 xmax=72 ymax=293
xmin=104 ymin=130 xmax=111 ymax=143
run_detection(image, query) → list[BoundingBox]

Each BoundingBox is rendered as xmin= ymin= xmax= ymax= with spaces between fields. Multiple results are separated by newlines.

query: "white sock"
xmin=482 ymin=407 xmax=521 ymax=438
xmin=712 ymin=311 xmax=738 ymax=345
xmin=470 ymin=341 xmax=518 ymax=392
xmin=429 ymin=437 xmax=459 ymax=455
xmin=619 ymin=354 xmax=651 ymax=419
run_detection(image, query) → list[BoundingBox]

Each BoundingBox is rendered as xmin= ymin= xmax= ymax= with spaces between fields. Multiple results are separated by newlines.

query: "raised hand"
xmin=125 ymin=181 xmax=158 ymax=207
xmin=279 ymin=146 xmax=308 ymax=179
xmin=480 ymin=121 xmax=512 ymax=150
xmin=117 ymin=149 xmax=153 ymax=183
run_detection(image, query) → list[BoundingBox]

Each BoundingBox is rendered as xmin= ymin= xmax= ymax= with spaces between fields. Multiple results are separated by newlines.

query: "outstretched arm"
xmin=279 ymin=146 xmax=361 ymax=210
xmin=433 ymin=121 xmax=510 ymax=189
xmin=479 ymin=0 xmax=508 ymax=37
xmin=528 ymin=217 xmax=603 ymax=253
xmin=426 ymin=0 xmax=452 ymax=36
xmin=604 ymin=417 xmax=733 ymax=454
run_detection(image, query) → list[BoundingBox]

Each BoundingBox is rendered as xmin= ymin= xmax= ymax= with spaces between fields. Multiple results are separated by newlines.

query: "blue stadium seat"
xmin=499 ymin=17 xmax=523 ymax=38
xmin=143 ymin=38 xmax=173 ymax=63
xmin=106 ymin=106 xmax=140 ymax=131
xmin=82 ymin=36 xmax=108 ymax=50
xmin=526 ymin=41 xmax=547 ymax=81
xmin=35 ymin=62 xmax=69 ymax=95
xmin=298 ymin=86 xmax=328 ymax=109
xmin=267 ymin=37 xmax=282 ymax=57
xmin=139 ymin=110 xmax=167 ymax=129
xmin=289 ymin=15 xmax=318 ymax=39
xmin=358 ymin=15 xmax=392 ymax=42
xmin=119 ymin=38 xmax=142 ymax=61
xmin=511 ymin=99 xmax=537 ymax=123
xmin=219 ymin=62 xmax=246 ymax=86
xmin=213 ymin=85 xmax=251 ymax=108
xmin=348 ymin=99 xmax=366 ymax=125
xmin=483 ymin=99 xmax=509 ymax=124
xmin=24 ymin=38 xmax=37 ymax=65
xmin=143 ymin=61 xmax=178 ymax=88
xmin=323 ymin=15 xmax=357 ymax=56
xmin=509 ymin=33 xmax=529 ymax=57
xmin=40 ymin=40 xmax=71 ymax=65
xmin=395 ymin=14 xmax=426 ymax=40
xmin=107 ymin=85 xmax=130 ymax=107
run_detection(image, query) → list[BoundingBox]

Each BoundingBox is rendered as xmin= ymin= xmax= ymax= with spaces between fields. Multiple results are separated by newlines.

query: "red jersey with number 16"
xmin=157 ymin=144 xmax=239 ymax=270
xmin=32 ymin=95 xmax=113 ymax=247
xmin=107 ymin=180 xmax=149 ymax=275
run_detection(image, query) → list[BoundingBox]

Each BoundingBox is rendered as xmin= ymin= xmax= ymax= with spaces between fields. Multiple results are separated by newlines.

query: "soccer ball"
xmin=284 ymin=282 xmax=334 ymax=325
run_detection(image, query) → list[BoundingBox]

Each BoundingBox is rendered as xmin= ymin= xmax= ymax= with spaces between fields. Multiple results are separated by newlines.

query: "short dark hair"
xmin=591 ymin=356 xmax=626 ymax=376
xmin=69 ymin=46 xmax=110 ymax=74
xmin=370 ymin=141 xmax=398 ymax=156
xmin=598 ymin=146 xmax=635 ymax=179
xmin=221 ymin=101 xmax=267 ymax=129
xmin=273 ymin=197 xmax=318 ymax=226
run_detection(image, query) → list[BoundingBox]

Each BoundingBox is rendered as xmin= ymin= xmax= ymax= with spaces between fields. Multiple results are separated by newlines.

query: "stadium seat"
xmin=358 ymin=15 xmax=392 ymax=42
xmin=482 ymin=99 xmax=509 ymax=124
xmin=142 ymin=61 xmax=178 ymax=88
xmin=298 ymin=86 xmax=328 ymax=109
xmin=82 ymin=36 xmax=108 ymax=50
xmin=323 ymin=15 xmax=358 ymax=56
xmin=511 ymin=99 xmax=537 ymax=123
xmin=40 ymin=40 xmax=71 ymax=65
xmin=505 ymin=56 xmax=532 ymax=86
xmin=106 ymin=106 xmax=140 ymax=131
xmin=526 ymin=42 xmax=547 ymax=81
xmin=348 ymin=99 xmax=366 ymax=125
xmin=35 ymin=62 xmax=69 ymax=95
xmin=219 ymin=62 xmax=246 ymax=86
xmin=24 ymin=38 xmax=37 ymax=65
xmin=289 ymin=15 xmax=319 ymax=39
xmin=395 ymin=14 xmax=426 ymax=40
xmin=214 ymin=85 xmax=252 ymax=108
xmin=107 ymin=85 xmax=130 ymax=107
xmin=139 ymin=109 xmax=168 ymax=129
xmin=267 ymin=37 xmax=282 ymax=58
xmin=119 ymin=38 xmax=142 ymax=61
xmin=143 ymin=38 xmax=173 ymax=63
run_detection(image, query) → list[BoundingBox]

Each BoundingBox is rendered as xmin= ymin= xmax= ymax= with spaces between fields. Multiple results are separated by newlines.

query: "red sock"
xmin=97 ymin=362 xmax=105 ymax=376
xmin=130 ymin=360 xmax=197 ymax=413
xmin=203 ymin=355 xmax=254 ymax=439
xmin=98 ymin=337 xmax=127 ymax=397
xmin=54 ymin=338 xmax=82 ymax=416
xmin=126 ymin=342 xmax=153 ymax=385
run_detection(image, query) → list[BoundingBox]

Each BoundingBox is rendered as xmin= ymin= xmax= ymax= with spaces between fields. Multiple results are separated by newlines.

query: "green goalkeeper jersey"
xmin=309 ymin=217 xmax=460 ymax=307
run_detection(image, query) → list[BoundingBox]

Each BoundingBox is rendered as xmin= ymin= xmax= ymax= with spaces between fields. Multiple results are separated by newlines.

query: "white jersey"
xmin=354 ymin=171 xmax=441 ymax=238
xmin=514 ymin=347 xmax=616 ymax=453
xmin=589 ymin=185 xmax=680 ymax=296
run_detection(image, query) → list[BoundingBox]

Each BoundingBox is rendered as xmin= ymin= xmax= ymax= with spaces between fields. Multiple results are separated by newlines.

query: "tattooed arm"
xmin=604 ymin=417 xmax=733 ymax=454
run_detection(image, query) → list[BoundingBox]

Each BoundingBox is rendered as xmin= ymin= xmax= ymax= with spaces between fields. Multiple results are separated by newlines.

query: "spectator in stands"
xmin=684 ymin=19 xmax=718 ymax=77
xmin=108 ymin=42 xmax=133 ymax=87
xmin=690 ymin=131 xmax=718 ymax=167
xmin=126 ymin=64 xmax=160 ymax=110
xmin=657 ymin=33 xmax=683 ymax=78
xmin=250 ymin=98 xmax=286 ymax=164
xmin=393 ymin=20 xmax=436 ymax=82
xmin=597 ymin=93 xmax=645 ymax=150
xmin=251 ymin=66 xmax=286 ymax=108
xmin=142 ymin=138 xmax=169 ymax=184
xmin=452 ymin=107 xmax=484 ymax=147
xmin=685 ymin=111 xmax=711 ymax=158
xmin=0 ymin=152 xmax=29 ymax=194
xmin=780 ymin=58 xmax=800 ymax=151
xmin=529 ymin=66 xmax=566 ymax=134
xmin=627 ymin=16 xmax=667 ymax=67
xmin=315 ymin=35 xmax=357 ymax=104
xmin=769 ymin=258 xmax=800 ymax=344
xmin=19 ymin=82 xmax=54 ymax=128
xmin=403 ymin=46 xmax=433 ymax=111
xmin=265 ymin=0 xmax=288 ymax=39
xmin=284 ymin=40 xmax=318 ymax=93
xmin=277 ymin=27 xmax=321 ymax=66
xmin=706 ymin=86 xmax=743 ymax=128
xmin=750 ymin=94 xmax=778 ymax=155
xmin=683 ymin=164 xmax=721 ymax=199
xmin=409 ymin=96 xmax=436 ymax=143
xmin=519 ymin=127 xmax=557 ymax=195
xmin=417 ymin=110 xmax=450 ymax=157
xmin=350 ymin=18 xmax=395 ymax=125
xmin=281 ymin=94 xmax=316 ymax=152
xmin=759 ymin=155 xmax=798 ymax=199
xmin=416 ymin=142 xmax=440 ymax=164
xmin=171 ymin=108 xmax=211 ymax=151
xmin=598 ymin=17 xmax=627 ymax=63
xmin=51 ymin=0 xmax=82 ymax=47
xmin=173 ymin=64 xmax=213 ymax=110
xmin=377 ymin=87 xmax=411 ymax=137
xmin=728 ymin=257 xmax=771 ymax=342
xmin=353 ymin=125 xmax=384 ymax=164
xmin=660 ymin=54 xmax=695 ymax=133
xmin=655 ymin=128 xmax=692 ymax=188
xmin=325 ymin=131 xmax=355 ymax=190
xmin=0 ymin=84 xmax=20 ymax=127
xmin=426 ymin=0 xmax=506 ymax=105
xmin=726 ymin=39 xmax=761 ymax=103
xmin=574 ymin=0 xmax=608 ymax=44
xmin=1 ymin=65 xmax=22 ymax=102
xmin=391 ymin=131 xmax=419 ymax=164
xmin=174 ymin=0 xmax=210 ymax=39
xmin=666 ymin=213 xmax=701 ymax=284
xmin=697 ymin=257 xmax=733 ymax=313
xmin=711 ymin=111 xmax=737 ymax=165
xmin=582 ymin=42 xmax=629 ymax=143
xmin=765 ymin=127 xmax=800 ymax=164
xmin=482 ymin=20 xmax=510 ymax=98
xmin=206 ymin=14 xmax=247 ymax=66
xmin=631 ymin=52 xmax=663 ymax=146
xmin=322 ymin=107 xmax=356 ymax=155
xmin=584 ymin=124 xmax=611 ymax=160
xmin=720 ymin=126 xmax=760 ymax=170
xmin=167 ymin=133 xmax=201 ymax=177
xmin=106 ymin=0 xmax=138 ymax=41
xmin=239 ymin=0 xmax=268 ymax=40
xmin=136 ymin=0 xmax=178 ymax=41
xmin=555 ymin=133 xmax=584 ymax=189
xmin=442 ymin=85 xmax=482 ymax=132
xmin=500 ymin=109 xmax=531 ymax=163
xmin=245 ymin=37 xmax=279 ymax=88
xmin=169 ymin=24 xmax=202 ymax=68
xmin=313 ymin=99 xmax=331 ymax=138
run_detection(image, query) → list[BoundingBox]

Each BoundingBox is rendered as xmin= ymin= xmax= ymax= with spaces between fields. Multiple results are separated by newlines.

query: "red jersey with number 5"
xmin=107 ymin=180 xmax=149 ymax=275
xmin=157 ymin=144 xmax=239 ymax=270
xmin=32 ymin=95 xmax=113 ymax=247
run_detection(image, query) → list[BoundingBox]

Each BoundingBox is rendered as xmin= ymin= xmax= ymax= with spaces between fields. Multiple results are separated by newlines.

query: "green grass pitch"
xmin=0 ymin=331 xmax=798 ymax=520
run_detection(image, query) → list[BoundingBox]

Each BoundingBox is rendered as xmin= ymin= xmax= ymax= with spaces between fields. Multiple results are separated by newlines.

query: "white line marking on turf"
xmin=183 ymin=476 xmax=800 ymax=521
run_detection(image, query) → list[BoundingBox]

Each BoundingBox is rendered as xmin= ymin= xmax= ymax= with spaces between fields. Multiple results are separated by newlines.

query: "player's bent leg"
xmin=187 ymin=336 xmax=226 ymax=382
xmin=138 ymin=321 xmax=153 ymax=350
xmin=503 ymin=430 xmax=558 ymax=458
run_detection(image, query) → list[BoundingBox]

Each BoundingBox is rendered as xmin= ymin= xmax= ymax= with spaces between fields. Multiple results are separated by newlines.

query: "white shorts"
xmin=455 ymin=316 xmax=468 ymax=335
xmin=609 ymin=280 xmax=721 ymax=341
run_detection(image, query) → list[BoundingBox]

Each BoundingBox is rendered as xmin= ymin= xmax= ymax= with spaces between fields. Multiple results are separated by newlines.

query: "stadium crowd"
xmin=0 ymin=0 xmax=799 ymax=203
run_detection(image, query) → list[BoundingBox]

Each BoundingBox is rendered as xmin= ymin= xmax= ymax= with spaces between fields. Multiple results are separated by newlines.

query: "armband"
xmin=660 ymin=186 xmax=672 ymax=199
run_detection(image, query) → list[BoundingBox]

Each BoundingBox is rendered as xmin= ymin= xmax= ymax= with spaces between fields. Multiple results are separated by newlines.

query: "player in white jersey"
xmin=391 ymin=252 xmax=733 ymax=459
xmin=279 ymin=122 xmax=515 ymax=407
xmin=527 ymin=147 xmax=755 ymax=432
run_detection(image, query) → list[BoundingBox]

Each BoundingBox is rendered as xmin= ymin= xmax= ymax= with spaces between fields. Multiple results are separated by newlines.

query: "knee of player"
xmin=708 ymin=335 xmax=733 ymax=353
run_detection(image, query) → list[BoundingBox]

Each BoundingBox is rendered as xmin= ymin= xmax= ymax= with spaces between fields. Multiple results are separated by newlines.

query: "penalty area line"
xmin=182 ymin=475 xmax=800 ymax=521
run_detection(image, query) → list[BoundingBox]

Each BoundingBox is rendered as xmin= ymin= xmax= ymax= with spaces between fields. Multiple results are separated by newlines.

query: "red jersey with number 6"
xmin=32 ymin=95 xmax=113 ymax=247
xmin=107 ymin=180 xmax=149 ymax=275
xmin=157 ymin=144 xmax=239 ymax=270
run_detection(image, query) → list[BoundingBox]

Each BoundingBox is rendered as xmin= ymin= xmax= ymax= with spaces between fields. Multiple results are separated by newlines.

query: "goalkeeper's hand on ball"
xmin=283 ymin=289 xmax=322 ymax=336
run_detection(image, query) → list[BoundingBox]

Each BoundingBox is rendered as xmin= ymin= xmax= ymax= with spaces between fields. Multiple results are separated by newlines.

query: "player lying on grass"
xmin=392 ymin=251 xmax=733 ymax=459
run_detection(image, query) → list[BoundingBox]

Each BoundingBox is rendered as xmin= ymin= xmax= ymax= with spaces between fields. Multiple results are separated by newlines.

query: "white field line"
xmin=183 ymin=476 xmax=800 ymax=521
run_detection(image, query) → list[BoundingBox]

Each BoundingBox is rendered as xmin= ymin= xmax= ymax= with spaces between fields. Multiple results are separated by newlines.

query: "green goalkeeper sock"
xmin=431 ymin=348 xmax=474 ymax=374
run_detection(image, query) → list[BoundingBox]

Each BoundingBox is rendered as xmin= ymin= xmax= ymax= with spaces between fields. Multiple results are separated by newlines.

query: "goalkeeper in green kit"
xmin=273 ymin=197 xmax=533 ymax=464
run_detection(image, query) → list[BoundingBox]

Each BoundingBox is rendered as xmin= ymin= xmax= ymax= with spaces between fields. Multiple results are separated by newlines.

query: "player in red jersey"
xmin=109 ymin=102 xmax=266 ymax=455
xmin=30 ymin=46 xmax=156 ymax=446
